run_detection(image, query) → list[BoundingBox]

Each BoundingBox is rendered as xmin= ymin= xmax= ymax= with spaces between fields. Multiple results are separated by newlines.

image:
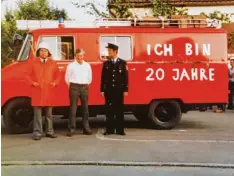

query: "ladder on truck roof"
xmin=101 ymin=18 xmax=221 ymax=28
xmin=16 ymin=18 xmax=221 ymax=30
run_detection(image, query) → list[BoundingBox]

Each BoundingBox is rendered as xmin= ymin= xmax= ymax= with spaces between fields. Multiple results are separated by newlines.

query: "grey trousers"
xmin=68 ymin=83 xmax=89 ymax=132
xmin=33 ymin=106 xmax=54 ymax=137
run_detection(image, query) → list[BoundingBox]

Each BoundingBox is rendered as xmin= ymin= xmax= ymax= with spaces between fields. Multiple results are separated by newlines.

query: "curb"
xmin=2 ymin=161 xmax=234 ymax=168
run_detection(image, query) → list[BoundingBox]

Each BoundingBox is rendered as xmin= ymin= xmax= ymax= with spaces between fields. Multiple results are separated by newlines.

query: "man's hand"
xmin=32 ymin=82 xmax=39 ymax=87
xmin=50 ymin=82 xmax=57 ymax=87
xmin=124 ymin=92 xmax=128 ymax=96
xmin=101 ymin=92 xmax=104 ymax=97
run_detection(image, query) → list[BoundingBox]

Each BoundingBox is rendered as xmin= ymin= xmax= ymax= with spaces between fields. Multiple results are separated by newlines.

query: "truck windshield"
xmin=17 ymin=34 xmax=33 ymax=61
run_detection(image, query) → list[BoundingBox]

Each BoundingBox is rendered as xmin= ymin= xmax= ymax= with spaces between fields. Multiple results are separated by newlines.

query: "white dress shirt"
xmin=40 ymin=58 xmax=48 ymax=63
xmin=65 ymin=60 xmax=92 ymax=85
xmin=112 ymin=57 xmax=118 ymax=63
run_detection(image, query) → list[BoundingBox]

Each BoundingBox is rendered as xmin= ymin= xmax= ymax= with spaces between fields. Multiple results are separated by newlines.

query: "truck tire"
xmin=3 ymin=98 xmax=33 ymax=134
xmin=148 ymin=100 xmax=182 ymax=129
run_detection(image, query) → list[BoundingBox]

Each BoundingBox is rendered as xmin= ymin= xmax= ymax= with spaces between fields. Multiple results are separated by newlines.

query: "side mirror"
xmin=13 ymin=33 xmax=23 ymax=45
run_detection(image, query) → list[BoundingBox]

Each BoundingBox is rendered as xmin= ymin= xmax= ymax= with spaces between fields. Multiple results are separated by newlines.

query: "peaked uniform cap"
xmin=106 ymin=43 xmax=119 ymax=50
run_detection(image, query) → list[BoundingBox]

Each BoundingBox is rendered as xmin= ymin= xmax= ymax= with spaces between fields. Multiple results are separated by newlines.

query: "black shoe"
xmin=103 ymin=131 xmax=114 ymax=135
xmin=33 ymin=135 xmax=42 ymax=140
xmin=116 ymin=131 xmax=126 ymax=136
xmin=67 ymin=131 xmax=74 ymax=137
xmin=45 ymin=134 xmax=57 ymax=138
xmin=83 ymin=129 xmax=92 ymax=135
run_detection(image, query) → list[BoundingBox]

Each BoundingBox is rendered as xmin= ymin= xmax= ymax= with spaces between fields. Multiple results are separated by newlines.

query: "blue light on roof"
xmin=58 ymin=18 xmax=64 ymax=24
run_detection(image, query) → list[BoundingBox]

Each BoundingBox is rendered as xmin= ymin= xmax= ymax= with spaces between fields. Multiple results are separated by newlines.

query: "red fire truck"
xmin=1 ymin=18 xmax=229 ymax=133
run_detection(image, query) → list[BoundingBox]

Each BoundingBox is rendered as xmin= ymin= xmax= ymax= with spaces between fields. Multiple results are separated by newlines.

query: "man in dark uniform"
xmin=100 ymin=43 xmax=129 ymax=135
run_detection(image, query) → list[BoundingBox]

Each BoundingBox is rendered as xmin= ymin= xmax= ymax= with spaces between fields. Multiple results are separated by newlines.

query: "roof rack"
xmin=100 ymin=17 xmax=222 ymax=29
xmin=16 ymin=17 xmax=221 ymax=30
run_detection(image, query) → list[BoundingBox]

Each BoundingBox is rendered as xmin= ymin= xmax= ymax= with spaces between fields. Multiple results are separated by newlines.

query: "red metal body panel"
xmin=1 ymin=27 xmax=229 ymax=108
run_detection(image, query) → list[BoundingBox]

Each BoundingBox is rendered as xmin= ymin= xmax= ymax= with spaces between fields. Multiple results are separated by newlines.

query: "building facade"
xmin=109 ymin=0 xmax=234 ymax=22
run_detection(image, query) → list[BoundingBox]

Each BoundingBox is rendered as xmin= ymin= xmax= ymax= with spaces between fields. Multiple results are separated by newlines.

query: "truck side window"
xmin=38 ymin=36 xmax=74 ymax=60
xmin=100 ymin=36 xmax=132 ymax=61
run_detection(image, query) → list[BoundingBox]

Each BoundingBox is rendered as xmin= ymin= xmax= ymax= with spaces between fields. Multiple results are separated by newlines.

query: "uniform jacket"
xmin=101 ymin=58 xmax=128 ymax=93
xmin=25 ymin=57 xmax=60 ymax=106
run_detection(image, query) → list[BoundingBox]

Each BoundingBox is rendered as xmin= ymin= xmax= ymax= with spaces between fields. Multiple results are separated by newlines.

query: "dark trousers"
xmin=68 ymin=83 xmax=89 ymax=132
xmin=33 ymin=106 xmax=54 ymax=137
xmin=229 ymin=81 xmax=234 ymax=109
xmin=105 ymin=89 xmax=124 ymax=133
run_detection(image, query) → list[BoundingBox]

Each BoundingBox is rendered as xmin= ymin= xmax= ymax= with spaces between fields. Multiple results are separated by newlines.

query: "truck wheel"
xmin=3 ymin=98 xmax=33 ymax=134
xmin=148 ymin=100 xmax=182 ymax=129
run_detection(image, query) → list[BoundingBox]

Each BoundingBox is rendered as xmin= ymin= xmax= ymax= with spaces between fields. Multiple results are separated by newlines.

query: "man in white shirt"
xmin=65 ymin=49 xmax=92 ymax=136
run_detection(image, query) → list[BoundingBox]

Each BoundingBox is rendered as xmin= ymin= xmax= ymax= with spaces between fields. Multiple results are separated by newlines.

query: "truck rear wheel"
xmin=148 ymin=100 xmax=182 ymax=129
xmin=3 ymin=98 xmax=33 ymax=134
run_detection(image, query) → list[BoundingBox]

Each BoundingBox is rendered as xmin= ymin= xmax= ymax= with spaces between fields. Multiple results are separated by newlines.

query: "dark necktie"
xmin=43 ymin=59 xmax=46 ymax=63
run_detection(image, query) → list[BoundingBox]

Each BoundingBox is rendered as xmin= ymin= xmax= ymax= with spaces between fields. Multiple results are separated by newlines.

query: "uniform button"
xmin=113 ymin=75 xmax=115 ymax=77
xmin=113 ymin=84 xmax=115 ymax=87
xmin=113 ymin=80 xmax=115 ymax=82
xmin=113 ymin=70 xmax=115 ymax=72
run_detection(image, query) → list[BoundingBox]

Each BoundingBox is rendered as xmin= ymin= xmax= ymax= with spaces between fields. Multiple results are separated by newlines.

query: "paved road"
xmin=2 ymin=166 xmax=234 ymax=176
xmin=2 ymin=111 xmax=234 ymax=175
xmin=2 ymin=111 xmax=234 ymax=164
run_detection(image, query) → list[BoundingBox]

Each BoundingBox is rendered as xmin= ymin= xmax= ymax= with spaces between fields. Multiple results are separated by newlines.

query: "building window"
xmin=38 ymin=36 xmax=74 ymax=60
xmin=100 ymin=36 xmax=133 ymax=61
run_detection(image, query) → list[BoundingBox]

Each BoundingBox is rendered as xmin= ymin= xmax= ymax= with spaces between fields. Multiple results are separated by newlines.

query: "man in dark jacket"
xmin=100 ymin=43 xmax=129 ymax=135
xmin=229 ymin=57 xmax=234 ymax=110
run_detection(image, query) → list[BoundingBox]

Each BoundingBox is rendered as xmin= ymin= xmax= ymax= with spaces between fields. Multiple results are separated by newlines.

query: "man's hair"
xmin=112 ymin=49 xmax=118 ymax=54
xmin=75 ymin=48 xmax=85 ymax=55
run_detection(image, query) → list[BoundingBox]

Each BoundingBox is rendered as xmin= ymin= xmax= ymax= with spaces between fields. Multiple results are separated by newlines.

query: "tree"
xmin=108 ymin=0 xmax=134 ymax=18
xmin=1 ymin=9 xmax=18 ymax=67
xmin=200 ymin=11 xmax=231 ymax=23
xmin=72 ymin=0 xmax=134 ymax=18
xmin=72 ymin=0 xmax=109 ymax=18
xmin=15 ymin=0 xmax=69 ymax=20
xmin=1 ymin=0 xmax=69 ymax=67
xmin=151 ymin=0 xmax=188 ymax=18
xmin=49 ymin=7 xmax=68 ymax=20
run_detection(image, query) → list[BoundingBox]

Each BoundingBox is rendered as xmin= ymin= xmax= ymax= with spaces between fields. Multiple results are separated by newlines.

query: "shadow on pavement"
xmin=1 ymin=115 xmax=210 ymax=135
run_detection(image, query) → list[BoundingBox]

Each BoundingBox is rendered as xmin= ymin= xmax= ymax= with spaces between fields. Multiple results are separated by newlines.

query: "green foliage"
xmin=15 ymin=0 xmax=68 ymax=20
xmin=1 ymin=0 xmax=69 ymax=67
xmin=108 ymin=0 xmax=134 ymax=18
xmin=73 ymin=0 xmax=133 ymax=18
xmin=200 ymin=10 xmax=231 ymax=23
xmin=49 ymin=7 xmax=68 ymax=20
xmin=152 ymin=0 xmax=187 ymax=18
xmin=1 ymin=9 xmax=18 ymax=67
xmin=73 ymin=0 xmax=109 ymax=18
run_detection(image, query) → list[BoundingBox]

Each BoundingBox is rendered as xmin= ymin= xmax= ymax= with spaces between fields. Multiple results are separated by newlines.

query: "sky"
xmin=1 ymin=0 xmax=108 ymax=21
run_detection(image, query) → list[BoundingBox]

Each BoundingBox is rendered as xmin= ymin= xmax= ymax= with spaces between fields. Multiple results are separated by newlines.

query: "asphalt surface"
xmin=2 ymin=166 xmax=234 ymax=176
xmin=2 ymin=111 xmax=234 ymax=175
